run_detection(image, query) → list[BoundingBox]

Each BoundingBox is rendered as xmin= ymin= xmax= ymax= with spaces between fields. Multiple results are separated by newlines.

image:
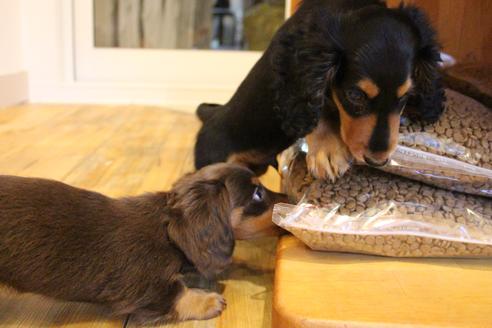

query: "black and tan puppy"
xmin=0 ymin=164 xmax=287 ymax=324
xmin=194 ymin=0 xmax=445 ymax=180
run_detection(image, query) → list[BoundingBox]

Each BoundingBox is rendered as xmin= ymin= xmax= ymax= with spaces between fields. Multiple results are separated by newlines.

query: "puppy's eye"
xmin=346 ymin=88 xmax=367 ymax=104
xmin=252 ymin=186 xmax=264 ymax=202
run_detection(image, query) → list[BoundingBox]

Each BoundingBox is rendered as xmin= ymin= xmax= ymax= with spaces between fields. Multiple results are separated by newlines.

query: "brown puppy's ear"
xmin=398 ymin=5 xmax=445 ymax=123
xmin=168 ymin=180 xmax=234 ymax=279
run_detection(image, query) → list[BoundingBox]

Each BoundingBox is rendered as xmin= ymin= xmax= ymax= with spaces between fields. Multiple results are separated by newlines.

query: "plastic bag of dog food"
xmin=381 ymin=145 xmax=492 ymax=198
xmin=276 ymin=142 xmax=492 ymax=258
xmin=399 ymin=90 xmax=491 ymax=169
xmin=380 ymin=89 xmax=492 ymax=198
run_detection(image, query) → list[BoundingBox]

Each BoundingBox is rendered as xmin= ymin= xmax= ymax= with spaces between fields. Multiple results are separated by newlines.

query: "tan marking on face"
xmin=357 ymin=78 xmax=380 ymax=98
xmin=251 ymin=177 xmax=260 ymax=185
xmin=383 ymin=112 xmax=400 ymax=157
xmin=397 ymin=78 xmax=412 ymax=98
xmin=333 ymin=91 xmax=377 ymax=162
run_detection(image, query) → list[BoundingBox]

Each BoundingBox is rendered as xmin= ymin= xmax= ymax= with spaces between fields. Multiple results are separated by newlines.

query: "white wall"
xmin=21 ymin=0 xmax=68 ymax=86
xmin=0 ymin=0 xmax=23 ymax=75
xmin=0 ymin=0 xmax=27 ymax=107
xmin=21 ymin=0 xmax=260 ymax=110
xmin=19 ymin=0 xmax=289 ymax=109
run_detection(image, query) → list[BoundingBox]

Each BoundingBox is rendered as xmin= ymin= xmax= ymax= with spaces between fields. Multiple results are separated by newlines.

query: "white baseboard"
xmin=0 ymin=71 xmax=28 ymax=107
xmin=28 ymin=82 xmax=236 ymax=113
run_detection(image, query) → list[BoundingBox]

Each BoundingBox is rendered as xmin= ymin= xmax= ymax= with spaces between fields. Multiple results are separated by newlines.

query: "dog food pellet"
xmin=279 ymin=150 xmax=492 ymax=258
xmin=399 ymin=89 xmax=491 ymax=169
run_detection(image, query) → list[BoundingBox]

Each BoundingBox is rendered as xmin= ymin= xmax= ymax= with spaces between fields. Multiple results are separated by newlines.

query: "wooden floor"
xmin=0 ymin=104 xmax=281 ymax=328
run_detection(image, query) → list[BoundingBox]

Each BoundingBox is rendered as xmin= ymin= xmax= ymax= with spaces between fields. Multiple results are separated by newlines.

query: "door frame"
xmin=65 ymin=0 xmax=290 ymax=110
xmin=24 ymin=0 xmax=291 ymax=110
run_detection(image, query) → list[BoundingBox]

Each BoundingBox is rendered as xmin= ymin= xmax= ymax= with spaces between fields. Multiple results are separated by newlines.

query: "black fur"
xmin=399 ymin=5 xmax=445 ymax=123
xmin=194 ymin=0 xmax=445 ymax=173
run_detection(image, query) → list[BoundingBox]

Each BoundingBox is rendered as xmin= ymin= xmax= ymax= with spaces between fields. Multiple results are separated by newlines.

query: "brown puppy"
xmin=0 ymin=163 xmax=287 ymax=324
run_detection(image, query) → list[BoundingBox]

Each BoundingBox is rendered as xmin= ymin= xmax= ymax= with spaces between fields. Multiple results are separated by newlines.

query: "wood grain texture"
xmin=292 ymin=0 xmax=492 ymax=65
xmin=0 ymin=292 xmax=122 ymax=328
xmin=273 ymin=236 xmax=492 ymax=328
xmin=118 ymin=0 xmax=141 ymax=48
xmin=97 ymin=0 xmax=213 ymax=49
xmin=94 ymin=0 xmax=117 ymax=47
xmin=141 ymin=0 xmax=165 ymax=48
xmin=0 ymin=104 xmax=281 ymax=327
xmin=388 ymin=0 xmax=492 ymax=65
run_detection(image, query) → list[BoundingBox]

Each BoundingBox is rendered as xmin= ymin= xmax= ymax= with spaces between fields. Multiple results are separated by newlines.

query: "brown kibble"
xmin=387 ymin=89 xmax=492 ymax=198
xmin=280 ymin=138 xmax=492 ymax=258
xmin=375 ymin=236 xmax=385 ymax=245
xmin=435 ymin=125 xmax=445 ymax=134
xmin=392 ymin=239 xmax=402 ymax=249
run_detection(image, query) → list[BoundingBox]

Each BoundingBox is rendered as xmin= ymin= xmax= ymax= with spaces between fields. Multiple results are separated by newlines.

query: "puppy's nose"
xmin=363 ymin=155 xmax=389 ymax=167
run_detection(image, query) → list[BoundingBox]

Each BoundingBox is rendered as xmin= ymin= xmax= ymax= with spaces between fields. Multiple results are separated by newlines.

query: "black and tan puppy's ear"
xmin=196 ymin=103 xmax=221 ymax=123
xmin=271 ymin=10 xmax=343 ymax=139
xmin=168 ymin=180 xmax=234 ymax=279
xmin=398 ymin=5 xmax=445 ymax=123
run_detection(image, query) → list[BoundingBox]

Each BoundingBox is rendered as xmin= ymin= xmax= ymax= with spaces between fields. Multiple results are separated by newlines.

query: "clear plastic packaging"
xmin=276 ymin=143 xmax=492 ymax=258
xmin=399 ymin=90 xmax=491 ymax=170
xmin=381 ymin=145 xmax=492 ymax=197
xmin=382 ymin=89 xmax=492 ymax=197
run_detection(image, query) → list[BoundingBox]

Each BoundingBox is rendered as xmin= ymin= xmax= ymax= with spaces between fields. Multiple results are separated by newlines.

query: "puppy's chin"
xmin=231 ymin=208 xmax=284 ymax=240
xmin=339 ymin=132 xmax=365 ymax=164
xmin=352 ymin=155 xmax=367 ymax=165
xmin=340 ymin=120 xmax=399 ymax=166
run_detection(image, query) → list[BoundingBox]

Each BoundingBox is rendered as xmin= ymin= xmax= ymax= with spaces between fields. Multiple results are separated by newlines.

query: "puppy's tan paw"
xmin=307 ymin=143 xmax=351 ymax=181
xmin=201 ymin=292 xmax=226 ymax=320
xmin=175 ymin=288 xmax=226 ymax=321
xmin=305 ymin=118 xmax=353 ymax=181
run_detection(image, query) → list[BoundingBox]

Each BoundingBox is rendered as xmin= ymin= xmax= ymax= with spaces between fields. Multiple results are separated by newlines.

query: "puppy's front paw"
xmin=306 ymin=144 xmax=351 ymax=181
xmin=305 ymin=118 xmax=353 ymax=181
xmin=201 ymin=292 xmax=226 ymax=320
xmin=175 ymin=289 xmax=226 ymax=321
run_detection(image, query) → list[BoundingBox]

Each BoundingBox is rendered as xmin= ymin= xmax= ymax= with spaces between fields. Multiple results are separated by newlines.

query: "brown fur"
xmin=0 ymin=163 xmax=287 ymax=324
xmin=226 ymin=150 xmax=278 ymax=176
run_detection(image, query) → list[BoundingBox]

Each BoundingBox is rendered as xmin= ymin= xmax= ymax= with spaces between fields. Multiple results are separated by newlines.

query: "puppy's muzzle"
xmin=363 ymin=155 xmax=389 ymax=167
